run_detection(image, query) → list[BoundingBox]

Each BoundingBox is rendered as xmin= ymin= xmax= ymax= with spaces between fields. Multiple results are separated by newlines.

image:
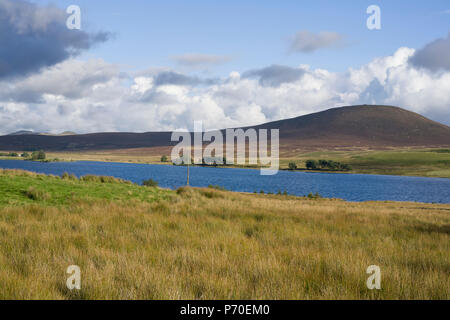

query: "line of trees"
xmin=288 ymin=159 xmax=352 ymax=171
xmin=306 ymin=159 xmax=352 ymax=171
xmin=0 ymin=150 xmax=46 ymax=160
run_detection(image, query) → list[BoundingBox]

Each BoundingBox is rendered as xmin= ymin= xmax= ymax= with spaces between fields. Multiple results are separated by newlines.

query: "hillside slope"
xmin=255 ymin=105 xmax=450 ymax=148
xmin=0 ymin=105 xmax=449 ymax=151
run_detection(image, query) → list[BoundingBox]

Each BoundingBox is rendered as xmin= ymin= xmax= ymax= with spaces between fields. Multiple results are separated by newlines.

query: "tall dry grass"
xmin=0 ymin=181 xmax=448 ymax=299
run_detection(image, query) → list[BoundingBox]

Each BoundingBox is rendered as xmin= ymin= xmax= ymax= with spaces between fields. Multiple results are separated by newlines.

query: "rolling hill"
xmin=0 ymin=105 xmax=449 ymax=152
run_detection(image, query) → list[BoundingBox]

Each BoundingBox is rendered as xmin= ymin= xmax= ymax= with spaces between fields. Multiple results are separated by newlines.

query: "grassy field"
xmin=0 ymin=169 xmax=448 ymax=299
xmin=281 ymin=148 xmax=450 ymax=178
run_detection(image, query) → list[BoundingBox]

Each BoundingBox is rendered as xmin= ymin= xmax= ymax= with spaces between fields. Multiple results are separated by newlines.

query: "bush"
xmin=21 ymin=152 xmax=29 ymax=158
xmin=80 ymin=175 xmax=131 ymax=184
xmin=305 ymin=160 xmax=318 ymax=170
xmin=288 ymin=162 xmax=297 ymax=170
xmin=31 ymin=150 xmax=46 ymax=160
xmin=307 ymin=192 xmax=322 ymax=199
xmin=8 ymin=152 xmax=19 ymax=157
xmin=25 ymin=187 xmax=50 ymax=201
xmin=208 ymin=185 xmax=227 ymax=191
xmin=142 ymin=178 xmax=158 ymax=187
xmin=61 ymin=172 xmax=77 ymax=180
xmin=161 ymin=155 xmax=168 ymax=162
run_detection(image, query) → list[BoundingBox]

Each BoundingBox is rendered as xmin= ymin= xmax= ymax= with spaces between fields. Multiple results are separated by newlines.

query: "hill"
xmin=0 ymin=105 xmax=449 ymax=151
xmin=253 ymin=105 xmax=450 ymax=149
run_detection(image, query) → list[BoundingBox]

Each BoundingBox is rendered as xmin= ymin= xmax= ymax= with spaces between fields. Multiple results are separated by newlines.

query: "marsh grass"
xmin=0 ymin=169 xmax=448 ymax=299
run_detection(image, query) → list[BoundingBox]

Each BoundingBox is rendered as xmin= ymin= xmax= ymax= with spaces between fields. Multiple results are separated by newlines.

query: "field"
xmin=280 ymin=148 xmax=450 ymax=178
xmin=0 ymin=169 xmax=448 ymax=299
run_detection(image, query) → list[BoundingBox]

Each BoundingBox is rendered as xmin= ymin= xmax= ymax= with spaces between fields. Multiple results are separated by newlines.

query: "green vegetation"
xmin=208 ymin=184 xmax=228 ymax=191
xmin=0 ymin=169 xmax=169 ymax=207
xmin=160 ymin=155 xmax=168 ymax=162
xmin=304 ymin=159 xmax=352 ymax=171
xmin=142 ymin=178 xmax=159 ymax=187
xmin=280 ymin=149 xmax=450 ymax=178
xmin=288 ymin=162 xmax=297 ymax=170
xmin=0 ymin=169 xmax=448 ymax=299
xmin=31 ymin=150 xmax=46 ymax=160
xmin=0 ymin=152 xmax=20 ymax=158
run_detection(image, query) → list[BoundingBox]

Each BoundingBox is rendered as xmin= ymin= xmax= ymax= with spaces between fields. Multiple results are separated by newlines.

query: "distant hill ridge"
xmin=0 ymin=105 xmax=449 ymax=151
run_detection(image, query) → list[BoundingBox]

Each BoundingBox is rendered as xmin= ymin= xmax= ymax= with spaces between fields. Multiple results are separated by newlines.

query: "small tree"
xmin=31 ymin=150 xmax=46 ymax=160
xmin=318 ymin=160 xmax=328 ymax=169
xmin=305 ymin=160 xmax=317 ymax=170
xmin=288 ymin=162 xmax=297 ymax=170
xmin=21 ymin=152 xmax=29 ymax=158
xmin=142 ymin=178 xmax=158 ymax=187
xmin=160 ymin=155 xmax=168 ymax=162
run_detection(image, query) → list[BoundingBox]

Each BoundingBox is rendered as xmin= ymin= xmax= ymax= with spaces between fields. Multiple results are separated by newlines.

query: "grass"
xmin=0 ymin=169 xmax=448 ymax=299
xmin=281 ymin=148 xmax=450 ymax=178
xmin=0 ymin=169 xmax=170 ymax=207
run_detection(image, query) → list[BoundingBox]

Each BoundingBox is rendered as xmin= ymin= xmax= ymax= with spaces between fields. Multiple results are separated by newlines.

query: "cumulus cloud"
xmin=171 ymin=53 xmax=231 ymax=68
xmin=1 ymin=47 xmax=450 ymax=135
xmin=409 ymin=32 xmax=450 ymax=71
xmin=289 ymin=31 xmax=345 ymax=53
xmin=0 ymin=0 xmax=110 ymax=79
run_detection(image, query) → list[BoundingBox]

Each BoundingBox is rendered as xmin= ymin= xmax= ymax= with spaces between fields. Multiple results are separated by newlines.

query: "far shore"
xmin=1 ymin=147 xmax=450 ymax=179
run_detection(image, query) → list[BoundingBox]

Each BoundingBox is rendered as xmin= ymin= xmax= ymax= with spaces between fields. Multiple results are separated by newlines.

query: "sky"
xmin=0 ymin=0 xmax=449 ymax=134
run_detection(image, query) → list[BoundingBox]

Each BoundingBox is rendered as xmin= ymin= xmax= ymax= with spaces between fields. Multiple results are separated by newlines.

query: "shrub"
xmin=161 ymin=155 xmax=168 ymax=162
xmin=288 ymin=162 xmax=297 ymax=170
xmin=25 ymin=187 xmax=50 ymax=201
xmin=208 ymin=185 xmax=227 ymax=191
xmin=21 ymin=152 xmax=30 ymax=158
xmin=31 ymin=150 xmax=46 ymax=160
xmin=318 ymin=160 xmax=328 ymax=168
xmin=8 ymin=152 xmax=19 ymax=157
xmin=307 ymin=192 xmax=322 ymax=199
xmin=340 ymin=163 xmax=352 ymax=171
xmin=61 ymin=172 xmax=77 ymax=180
xmin=305 ymin=160 xmax=318 ymax=170
xmin=142 ymin=178 xmax=158 ymax=187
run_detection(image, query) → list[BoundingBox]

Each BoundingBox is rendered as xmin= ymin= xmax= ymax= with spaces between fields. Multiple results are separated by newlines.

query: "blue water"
xmin=0 ymin=160 xmax=449 ymax=203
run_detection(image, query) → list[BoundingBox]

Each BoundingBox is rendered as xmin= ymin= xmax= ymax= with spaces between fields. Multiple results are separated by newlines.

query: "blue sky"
xmin=32 ymin=0 xmax=450 ymax=75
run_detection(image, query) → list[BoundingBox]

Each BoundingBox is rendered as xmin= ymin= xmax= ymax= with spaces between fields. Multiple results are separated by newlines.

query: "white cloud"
xmin=1 ymin=46 xmax=450 ymax=135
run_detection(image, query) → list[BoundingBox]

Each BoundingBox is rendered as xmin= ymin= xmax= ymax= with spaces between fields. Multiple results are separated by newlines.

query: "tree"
xmin=31 ymin=150 xmax=46 ymax=160
xmin=21 ymin=152 xmax=29 ymax=158
xmin=318 ymin=160 xmax=328 ymax=169
xmin=160 ymin=155 xmax=168 ymax=162
xmin=142 ymin=178 xmax=158 ymax=187
xmin=288 ymin=162 xmax=297 ymax=170
xmin=305 ymin=160 xmax=317 ymax=170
